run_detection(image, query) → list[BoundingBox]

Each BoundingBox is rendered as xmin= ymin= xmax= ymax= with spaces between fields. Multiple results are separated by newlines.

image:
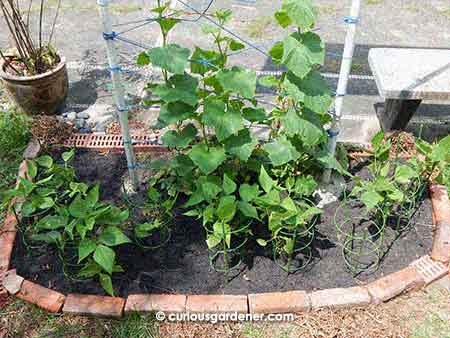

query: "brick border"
xmin=1 ymin=140 xmax=449 ymax=316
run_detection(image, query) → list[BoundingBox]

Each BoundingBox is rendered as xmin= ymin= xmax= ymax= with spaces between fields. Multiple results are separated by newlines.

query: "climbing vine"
xmin=138 ymin=0 xmax=341 ymax=272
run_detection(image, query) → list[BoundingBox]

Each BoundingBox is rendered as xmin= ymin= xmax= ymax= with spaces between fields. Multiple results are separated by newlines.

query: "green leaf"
xmin=213 ymin=222 xmax=232 ymax=246
xmin=135 ymin=220 xmax=161 ymax=238
xmin=263 ymin=136 xmax=300 ymax=166
xmin=361 ymin=190 xmax=383 ymax=211
xmin=85 ymin=185 xmax=99 ymax=209
xmin=137 ymin=51 xmax=150 ymax=66
xmin=197 ymin=176 xmax=223 ymax=202
xmin=281 ymin=36 xmax=311 ymax=79
xmin=317 ymin=150 xmax=348 ymax=175
xmin=159 ymin=18 xmax=180 ymax=35
xmin=170 ymin=154 xmax=195 ymax=176
xmin=161 ymin=124 xmax=197 ymax=149
xmin=99 ymin=273 xmax=114 ymax=297
xmin=294 ymin=175 xmax=317 ymax=196
xmin=153 ymin=74 xmax=198 ymax=106
xmin=223 ymin=129 xmax=258 ymax=162
xmin=394 ymin=165 xmax=418 ymax=184
xmin=371 ymin=131 xmax=385 ymax=149
xmin=257 ymin=239 xmax=268 ymax=247
xmin=281 ymin=196 xmax=297 ymax=212
xmin=223 ymin=174 xmax=237 ymax=195
xmin=188 ymin=144 xmax=226 ymax=175
xmin=284 ymin=237 xmax=295 ymax=255
xmin=36 ymin=215 xmax=67 ymax=230
xmin=259 ymin=166 xmax=276 ymax=193
xmin=274 ymin=9 xmax=292 ymax=28
xmin=62 ymin=149 xmax=75 ymax=163
xmin=237 ymin=201 xmax=259 ymax=219
xmin=431 ymin=135 xmax=450 ymax=162
xmin=283 ymin=70 xmax=331 ymax=114
xmin=202 ymin=99 xmax=244 ymax=142
xmin=31 ymin=231 xmax=62 ymax=246
xmin=26 ymin=160 xmax=37 ymax=178
xmin=159 ymin=102 xmax=196 ymax=126
xmin=281 ymin=0 xmax=316 ymax=30
xmin=229 ymin=39 xmax=245 ymax=51
xmin=206 ymin=234 xmax=221 ymax=249
xmin=281 ymin=108 xmax=324 ymax=146
xmin=258 ymin=75 xmax=279 ymax=88
xmin=190 ymin=47 xmax=223 ymax=75
xmin=78 ymin=239 xmax=97 ymax=263
xmin=243 ymin=107 xmax=267 ymax=123
xmin=38 ymin=197 xmax=54 ymax=209
xmin=96 ymin=207 xmax=129 ymax=225
xmin=216 ymin=66 xmax=257 ymax=99
xmin=269 ymin=42 xmax=284 ymax=65
xmin=239 ymin=184 xmax=260 ymax=202
xmin=93 ymin=245 xmax=115 ymax=275
xmin=216 ymin=196 xmax=236 ymax=222
xmin=78 ymin=260 xmax=102 ymax=278
xmin=99 ymin=226 xmax=131 ymax=246
xmin=36 ymin=155 xmax=53 ymax=168
xmin=184 ymin=189 xmax=205 ymax=208
xmin=255 ymin=190 xmax=281 ymax=207
xmin=147 ymin=44 xmax=190 ymax=74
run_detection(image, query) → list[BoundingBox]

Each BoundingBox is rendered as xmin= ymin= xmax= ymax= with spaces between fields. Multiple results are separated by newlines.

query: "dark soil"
xmin=11 ymin=150 xmax=433 ymax=297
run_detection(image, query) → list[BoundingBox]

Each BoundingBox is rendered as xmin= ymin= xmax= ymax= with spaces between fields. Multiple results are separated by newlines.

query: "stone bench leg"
xmin=376 ymin=99 xmax=422 ymax=131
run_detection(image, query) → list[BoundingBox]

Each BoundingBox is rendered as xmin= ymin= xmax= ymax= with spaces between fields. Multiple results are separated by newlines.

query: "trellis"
xmin=96 ymin=0 xmax=363 ymax=190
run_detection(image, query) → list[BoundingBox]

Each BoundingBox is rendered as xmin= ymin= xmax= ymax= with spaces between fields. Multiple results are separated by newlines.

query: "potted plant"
xmin=0 ymin=0 xmax=68 ymax=115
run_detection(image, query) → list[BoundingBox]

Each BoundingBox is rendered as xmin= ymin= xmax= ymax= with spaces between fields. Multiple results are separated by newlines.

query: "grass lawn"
xmin=0 ymin=283 xmax=449 ymax=338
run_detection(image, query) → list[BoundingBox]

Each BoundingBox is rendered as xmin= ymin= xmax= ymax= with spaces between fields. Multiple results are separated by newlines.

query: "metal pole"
xmin=323 ymin=0 xmax=362 ymax=183
xmin=97 ymin=0 xmax=139 ymax=190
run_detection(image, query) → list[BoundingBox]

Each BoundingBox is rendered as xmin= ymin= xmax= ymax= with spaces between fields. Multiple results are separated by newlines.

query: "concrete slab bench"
xmin=369 ymin=48 xmax=450 ymax=131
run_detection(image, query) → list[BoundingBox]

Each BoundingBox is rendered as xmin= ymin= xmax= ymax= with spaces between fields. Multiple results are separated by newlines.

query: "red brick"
xmin=2 ymin=270 xmax=24 ymax=295
xmin=367 ymin=267 xmax=425 ymax=304
xmin=2 ymin=213 xmax=17 ymax=232
xmin=17 ymin=160 xmax=28 ymax=180
xmin=430 ymin=185 xmax=450 ymax=225
xmin=186 ymin=295 xmax=248 ymax=313
xmin=248 ymin=291 xmax=310 ymax=314
xmin=0 ymin=230 xmax=16 ymax=273
xmin=125 ymin=294 xmax=186 ymax=313
xmin=310 ymin=287 xmax=371 ymax=309
xmin=430 ymin=185 xmax=450 ymax=263
xmin=17 ymin=280 xmax=65 ymax=313
xmin=63 ymin=294 xmax=125 ymax=317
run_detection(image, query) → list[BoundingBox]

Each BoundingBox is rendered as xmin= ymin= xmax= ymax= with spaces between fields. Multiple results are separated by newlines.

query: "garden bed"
xmin=10 ymin=149 xmax=433 ymax=297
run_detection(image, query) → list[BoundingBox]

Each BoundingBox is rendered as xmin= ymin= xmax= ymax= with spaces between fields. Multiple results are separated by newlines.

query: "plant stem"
xmin=48 ymin=0 xmax=62 ymax=45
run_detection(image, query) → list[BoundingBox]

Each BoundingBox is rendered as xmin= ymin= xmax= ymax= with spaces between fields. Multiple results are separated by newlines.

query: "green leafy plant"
xmin=138 ymin=0 xmax=337 ymax=272
xmin=5 ymin=151 xmax=132 ymax=296
xmin=414 ymin=134 xmax=450 ymax=190
xmin=336 ymin=131 xmax=429 ymax=274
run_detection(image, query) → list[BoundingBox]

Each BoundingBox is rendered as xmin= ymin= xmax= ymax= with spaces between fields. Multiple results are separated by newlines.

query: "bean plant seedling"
xmin=4 ymin=151 xmax=141 ymax=296
xmin=335 ymin=132 xmax=450 ymax=274
xmin=138 ymin=0 xmax=343 ymax=273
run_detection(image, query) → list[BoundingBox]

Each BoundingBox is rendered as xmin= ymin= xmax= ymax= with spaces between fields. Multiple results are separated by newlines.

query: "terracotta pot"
xmin=0 ymin=56 xmax=68 ymax=115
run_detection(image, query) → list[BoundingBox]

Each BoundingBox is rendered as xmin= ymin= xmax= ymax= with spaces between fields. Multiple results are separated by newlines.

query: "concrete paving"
xmin=0 ymin=0 xmax=449 ymax=143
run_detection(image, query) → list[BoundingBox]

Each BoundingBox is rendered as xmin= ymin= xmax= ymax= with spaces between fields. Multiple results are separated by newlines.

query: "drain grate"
xmin=410 ymin=255 xmax=448 ymax=285
xmin=64 ymin=133 xmax=169 ymax=152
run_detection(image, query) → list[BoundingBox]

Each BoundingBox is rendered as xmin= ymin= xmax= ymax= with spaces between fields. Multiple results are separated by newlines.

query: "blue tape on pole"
xmin=328 ymin=129 xmax=340 ymax=137
xmin=344 ymin=16 xmax=359 ymax=24
xmin=103 ymin=31 xmax=118 ymax=40
xmin=336 ymin=93 xmax=346 ymax=97
xmin=109 ymin=66 xmax=122 ymax=72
